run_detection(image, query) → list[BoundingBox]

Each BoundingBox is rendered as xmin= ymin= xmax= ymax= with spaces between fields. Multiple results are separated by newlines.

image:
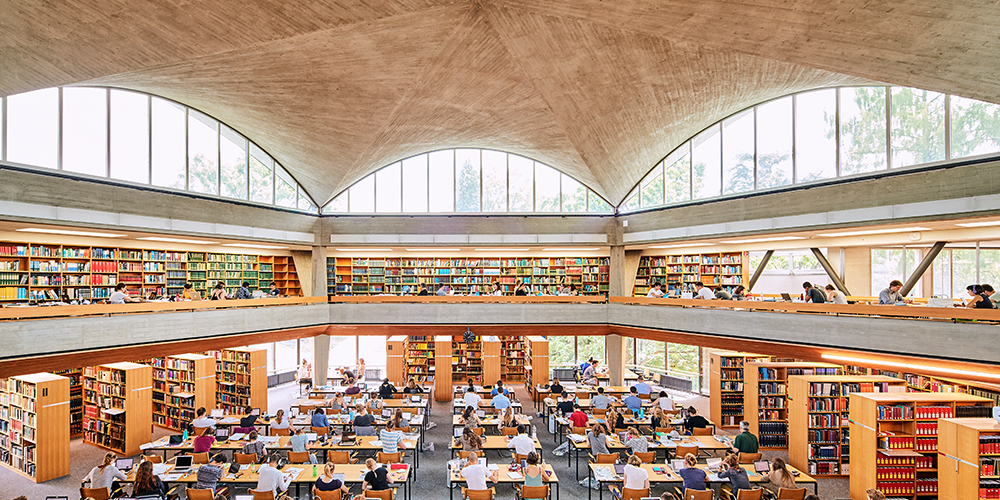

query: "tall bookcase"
xmin=501 ymin=336 xmax=527 ymax=383
xmin=709 ymin=351 xmax=770 ymax=429
xmin=0 ymin=373 xmax=70 ymax=482
xmin=525 ymin=336 xmax=549 ymax=401
xmin=53 ymin=368 xmax=83 ymax=437
xmin=214 ymin=348 xmax=266 ymax=414
xmin=938 ymin=417 xmax=1000 ymax=500
xmin=149 ymin=354 xmax=216 ymax=431
xmin=405 ymin=336 xmax=435 ymax=385
xmin=83 ymin=362 xmax=152 ymax=457
xmin=483 ymin=338 xmax=501 ymax=384
xmin=434 ymin=336 xmax=453 ymax=402
xmin=787 ymin=375 xmax=905 ymax=477
xmin=745 ymin=361 xmax=842 ymax=450
xmin=327 ymin=257 xmax=611 ymax=296
xmin=386 ymin=336 xmax=407 ymax=386
xmin=633 ymin=251 xmax=749 ymax=296
xmin=266 ymin=256 xmax=301 ymax=296
xmin=849 ymin=393 xmax=993 ymax=500
xmin=453 ymin=335 xmax=483 ymax=384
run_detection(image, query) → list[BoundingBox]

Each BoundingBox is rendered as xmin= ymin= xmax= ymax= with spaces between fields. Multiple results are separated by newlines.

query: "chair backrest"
xmin=142 ymin=454 xmax=163 ymax=464
xmin=653 ymin=427 xmax=672 ymax=434
xmin=592 ymin=408 xmax=607 ymax=416
xmin=287 ymin=451 xmax=311 ymax=463
xmin=633 ymin=451 xmax=656 ymax=463
xmin=521 ymin=485 xmax=548 ymax=499
xmin=190 ymin=452 xmax=209 ymax=464
xmin=465 ymin=489 xmax=494 ymax=500
xmin=736 ymin=489 xmax=764 ymax=500
xmin=328 ymin=450 xmax=353 ymax=464
xmin=472 ymin=427 xmax=485 ymax=436
xmin=309 ymin=394 xmax=326 ymax=399
xmin=324 ymin=408 xmax=339 ymax=415
xmin=235 ymin=452 xmax=258 ymax=464
xmin=250 ymin=491 xmax=276 ymax=500
xmin=184 ymin=489 xmax=217 ymax=500
xmin=622 ymin=488 xmax=651 ymax=500
xmin=313 ymin=488 xmax=343 ymax=500
xmin=311 ymin=426 xmax=330 ymax=436
xmin=193 ymin=426 xmax=212 ymax=436
xmin=514 ymin=453 xmax=529 ymax=463
xmin=270 ymin=427 xmax=290 ymax=436
xmin=377 ymin=451 xmax=402 ymax=463
xmin=675 ymin=445 xmax=699 ymax=457
xmin=364 ymin=489 xmax=394 ymax=500
xmin=458 ymin=451 xmax=476 ymax=459
xmin=738 ymin=452 xmax=762 ymax=464
xmin=594 ymin=453 xmax=618 ymax=464
xmin=570 ymin=426 xmax=587 ymax=435
xmin=80 ymin=487 xmax=111 ymax=500
xmin=684 ymin=489 xmax=714 ymax=500
xmin=692 ymin=427 xmax=713 ymax=436
xmin=397 ymin=426 xmax=412 ymax=433
xmin=776 ymin=488 xmax=807 ymax=500
xmin=638 ymin=393 xmax=651 ymax=400
xmin=502 ymin=427 xmax=518 ymax=436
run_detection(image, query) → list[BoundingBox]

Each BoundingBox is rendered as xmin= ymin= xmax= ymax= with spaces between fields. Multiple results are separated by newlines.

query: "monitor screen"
xmin=410 ymin=395 xmax=420 ymax=402
xmin=382 ymin=409 xmax=392 ymax=418
xmin=754 ymin=460 xmax=771 ymax=473
xmin=402 ymin=412 xmax=412 ymax=420
xmin=250 ymin=408 xmax=261 ymax=416
xmin=454 ymin=428 xmax=463 ymax=438
xmin=706 ymin=458 xmax=722 ymax=468
xmin=174 ymin=455 xmax=193 ymax=469
xmin=215 ymin=428 xmax=229 ymax=439
xmin=670 ymin=459 xmax=685 ymax=470
xmin=614 ymin=464 xmax=626 ymax=474
xmin=115 ymin=458 xmax=133 ymax=471
xmin=210 ymin=409 xmax=224 ymax=418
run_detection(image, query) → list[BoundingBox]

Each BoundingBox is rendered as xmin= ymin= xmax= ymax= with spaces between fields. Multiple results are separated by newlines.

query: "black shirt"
xmin=240 ymin=415 xmax=258 ymax=427
xmin=557 ymin=400 xmax=574 ymax=415
xmin=403 ymin=386 xmax=423 ymax=394
xmin=550 ymin=383 xmax=563 ymax=396
xmin=364 ymin=466 xmax=391 ymax=490
xmin=417 ymin=289 xmax=429 ymax=296
xmin=650 ymin=415 xmax=664 ymax=430
xmin=612 ymin=413 xmax=627 ymax=430
xmin=515 ymin=288 xmax=527 ymax=296
xmin=684 ymin=415 xmax=710 ymax=432
xmin=354 ymin=414 xmax=376 ymax=427
xmin=805 ymin=288 xmax=826 ymax=303
xmin=379 ymin=383 xmax=397 ymax=399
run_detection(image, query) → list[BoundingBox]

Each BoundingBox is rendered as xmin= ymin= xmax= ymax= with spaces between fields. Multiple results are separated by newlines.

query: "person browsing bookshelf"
xmin=109 ymin=283 xmax=142 ymax=304
xmin=732 ymin=420 xmax=758 ymax=454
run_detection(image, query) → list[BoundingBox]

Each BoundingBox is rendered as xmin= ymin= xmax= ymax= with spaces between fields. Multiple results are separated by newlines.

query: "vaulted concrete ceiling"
xmin=2 ymin=0 xmax=998 ymax=206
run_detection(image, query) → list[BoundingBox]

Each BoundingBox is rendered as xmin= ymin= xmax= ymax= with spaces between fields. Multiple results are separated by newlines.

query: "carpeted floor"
xmin=0 ymin=383 xmax=851 ymax=499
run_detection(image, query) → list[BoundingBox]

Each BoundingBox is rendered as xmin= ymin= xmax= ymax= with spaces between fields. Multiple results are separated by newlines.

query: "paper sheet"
xmin=159 ymin=473 xmax=183 ymax=481
xmin=152 ymin=464 xmax=171 ymax=475
xmin=507 ymin=471 xmax=523 ymax=480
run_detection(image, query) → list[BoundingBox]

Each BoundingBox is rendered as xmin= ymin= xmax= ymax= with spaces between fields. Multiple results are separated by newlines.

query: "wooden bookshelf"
xmin=787 ymin=375 xmax=905 ymax=477
xmin=633 ymin=251 xmax=749 ymax=296
xmin=434 ymin=336 xmax=453 ymax=402
xmin=744 ymin=361 xmax=842 ymax=450
xmin=849 ymin=392 xmax=993 ymax=500
xmin=270 ymin=256 xmax=301 ymax=296
xmin=53 ymin=368 xmax=83 ymax=437
xmin=483 ymin=338 xmax=502 ymax=384
xmin=405 ymin=336 xmax=435 ymax=385
xmin=525 ymin=336 xmax=548 ymax=402
xmin=386 ymin=336 xmax=407 ymax=386
xmin=938 ymin=417 xmax=1000 ymax=500
xmin=709 ymin=351 xmax=770 ymax=429
xmin=501 ymin=336 xmax=527 ymax=383
xmin=148 ymin=354 xmax=216 ymax=432
xmin=453 ymin=335 xmax=483 ymax=384
xmin=83 ymin=362 xmax=152 ymax=457
xmin=214 ymin=348 xmax=266 ymax=414
xmin=327 ymin=257 xmax=611 ymax=296
xmin=848 ymin=365 xmax=1000 ymax=406
xmin=0 ymin=373 xmax=70 ymax=482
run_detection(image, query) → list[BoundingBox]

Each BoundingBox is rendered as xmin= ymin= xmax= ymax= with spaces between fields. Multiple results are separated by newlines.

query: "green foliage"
xmin=839 ymin=87 xmax=887 ymax=175
xmin=188 ymin=153 xmax=218 ymax=195
xmin=641 ymin=172 xmax=664 ymax=207
xmin=723 ymin=153 xmax=754 ymax=194
xmin=456 ymin=160 xmax=480 ymax=212
xmin=755 ymin=151 xmax=792 ymax=189
xmin=665 ymin=156 xmax=690 ymax=203
xmin=951 ymin=97 xmax=1000 ymax=158
xmin=891 ymin=88 xmax=945 ymax=166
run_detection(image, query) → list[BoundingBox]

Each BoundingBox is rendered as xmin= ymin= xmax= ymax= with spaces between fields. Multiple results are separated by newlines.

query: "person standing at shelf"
xmin=268 ymin=281 xmax=281 ymax=296
xmin=802 ymin=282 xmax=826 ymax=303
xmin=694 ymin=281 xmax=716 ymax=300
xmin=878 ymin=279 xmax=912 ymax=304
xmin=235 ymin=281 xmax=253 ymax=299
xmin=109 ymin=283 xmax=142 ymax=304
xmin=646 ymin=282 xmax=664 ymax=298
xmin=181 ymin=282 xmax=201 ymax=300
xmin=825 ymin=284 xmax=849 ymax=304
xmin=210 ymin=282 xmax=229 ymax=300
xmin=732 ymin=420 xmax=759 ymax=454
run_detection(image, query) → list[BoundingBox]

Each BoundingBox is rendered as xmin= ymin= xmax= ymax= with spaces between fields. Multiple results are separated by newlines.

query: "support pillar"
xmin=609 ymin=246 xmax=643 ymax=297
xmin=307 ymin=246 xmax=330 ymax=384
xmin=314 ymin=334 xmax=331 ymax=387
xmin=607 ymin=334 xmax=625 ymax=386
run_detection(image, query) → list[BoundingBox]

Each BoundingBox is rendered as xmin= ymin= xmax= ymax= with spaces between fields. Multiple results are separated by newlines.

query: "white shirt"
xmin=507 ymin=433 xmax=535 ymax=455
xmin=85 ymin=465 xmax=127 ymax=489
xmin=255 ymin=464 xmax=291 ymax=493
xmin=109 ymin=291 xmax=128 ymax=304
xmin=269 ymin=418 xmax=290 ymax=430
xmin=192 ymin=417 xmax=217 ymax=428
xmin=461 ymin=463 xmax=491 ymax=490
xmin=623 ymin=463 xmax=649 ymax=490
xmin=657 ymin=396 xmax=675 ymax=411
xmin=646 ymin=288 xmax=664 ymax=298
xmin=696 ymin=287 xmax=715 ymax=300
xmin=462 ymin=393 xmax=482 ymax=408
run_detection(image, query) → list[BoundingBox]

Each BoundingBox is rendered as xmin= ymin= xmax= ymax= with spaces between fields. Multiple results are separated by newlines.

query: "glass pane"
xmin=508 ymin=155 xmax=533 ymax=212
xmin=979 ymin=249 xmax=1000 ymax=298
xmin=640 ymin=164 xmax=664 ymax=208
xmin=358 ymin=336 xmax=387 ymax=375
xmin=840 ymin=87 xmax=887 ymax=175
xmin=952 ymin=249 xmax=977 ymax=300
xmin=274 ymin=340 xmax=297 ymax=372
xmin=932 ymin=250 xmax=951 ymax=297
xmin=950 ymin=96 xmax=1000 ymax=158
xmin=249 ymin=149 xmax=273 ymax=204
xmin=402 ymin=154 xmax=428 ymax=212
xmin=110 ymin=90 xmax=149 ymax=184
xmin=326 ymin=192 xmax=348 ymax=213
xmin=624 ymin=338 xmax=635 ymax=367
xmin=328 ymin=337 xmax=358 ymax=377
xmin=349 ymin=174 xmax=375 ymax=212
xmin=577 ymin=337 xmax=605 ymax=365
xmin=622 ymin=190 xmax=640 ymax=212
xmin=667 ymin=343 xmax=700 ymax=391
xmin=187 ymin=110 xmax=219 ymax=195
xmin=891 ymin=88 xmax=945 ymax=168
xmin=664 ymin=145 xmax=692 ymax=204
xmin=905 ymin=249 xmax=923 ymax=297
xmin=62 ymin=87 xmax=107 ymax=176
xmin=755 ymin=97 xmax=793 ymax=189
xmin=455 ymin=149 xmax=481 ymax=212
xmin=637 ymin=339 xmax=665 ymax=372
xmin=722 ymin=109 xmax=755 ymax=194
xmin=481 ymin=150 xmax=507 ymax=212
xmin=7 ymin=88 xmax=59 ymax=169
xmin=561 ymin=174 xmax=587 ymax=212
xmin=534 ymin=162 xmax=560 ymax=212
xmin=428 ymin=150 xmax=455 ymax=212
xmin=588 ymin=191 xmax=613 ymax=213
xmin=275 ymin=166 xmax=297 ymax=208
xmin=795 ymin=89 xmax=837 ymax=182
xmin=219 ymin=125 xmax=248 ymax=200
xmin=547 ymin=336 xmax=575 ymax=368
xmin=871 ymin=249 xmax=905 ymax=298
xmin=375 ymin=162 xmax=402 ymax=213
xmin=298 ymin=189 xmax=316 ymax=212
xmin=151 ymin=97 xmax=186 ymax=189
xmin=692 ymin=123 xmax=722 ymax=199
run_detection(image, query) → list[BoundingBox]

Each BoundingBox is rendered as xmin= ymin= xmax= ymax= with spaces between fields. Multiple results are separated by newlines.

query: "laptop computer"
xmin=476 ymin=410 xmax=486 ymax=418
xmin=168 ymin=434 xmax=185 ymax=445
xmin=172 ymin=455 xmax=194 ymax=473
xmin=215 ymin=427 xmax=230 ymax=442
xmin=670 ymin=459 xmax=685 ymax=470
xmin=235 ymin=496 xmax=255 ymax=500
xmin=410 ymin=395 xmax=421 ymax=402
xmin=780 ymin=292 xmax=793 ymax=302
xmin=333 ymin=472 xmax=345 ymax=483
xmin=250 ymin=408 xmax=261 ymax=416
xmin=754 ymin=460 xmax=771 ymax=473
xmin=614 ymin=464 xmax=626 ymax=475
xmin=340 ymin=432 xmax=357 ymax=445
xmin=478 ymin=457 xmax=487 ymax=467
xmin=210 ymin=409 xmax=224 ymax=418
xmin=382 ymin=409 xmax=392 ymax=418
xmin=454 ymin=428 xmax=463 ymax=438
xmin=705 ymin=458 xmax=722 ymax=471
xmin=115 ymin=458 xmax=134 ymax=472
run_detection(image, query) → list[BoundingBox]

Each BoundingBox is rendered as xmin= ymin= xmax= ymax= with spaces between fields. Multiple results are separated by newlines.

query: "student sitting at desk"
xmin=379 ymin=420 xmax=404 ymax=454
xmin=256 ymin=453 xmax=292 ymax=495
xmin=193 ymin=427 xmax=216 ymax=453
xmin=460 ymin=452 xmax=498 ymax=492
xmin=501 ymin=406 xmax=517 ymax=428
xmin=760 ymin=457 xmax=796 ymax=491
xmin=569 ymin=404 xmax=589 ymax=428
xmin=353 ymin=405 xmax=377 ymax=436
xmin=344 ymin=383 xmax=361 ymax=395
xmin=82 ymin=452 xmax=127 ymax=492
xmin=363 ymin=458 xmax=394 ymax=492
xmin=268 ymin=281 xmax=282 ymax=296
xmin=236 ymin=406 xmax=258 ymax=434
xmin=181 ymin=282 xmax=201 ymax=300
xmin=235 ymin=281 xmax=253 ymax=299
xmin=314 ymin=462 xmax=352 ymax=497
xmin=460 ymin=406 xmax=481 ymax=429
xmin=606 ymin=407 xmax=627 ymax=430
xmin=403 ymin=378 xmax=424 ymax=394
xmin=195 ymin=453 xmax=229 ymax=497
xmin=330 ymin=393 xmax=347 ymax=410
xmin=311 ymin=407 xmax=330 ymax=429
xmin=291 ymin=427 xmax=319 ymax=464
xmin=623 ymin=387 xmax=643 ymax=413
xmin=109 ymin=283 xmax=142 ymax=304
xmin=556 ymin=397 xmax=575 ymax=416
xmin=732 ymin=420 xmax=759 ymax=454
xmin=522 ymin=452 xmax=550 ymax=499
xmin=460 ymin=426 xmax=483 ymax=452
xmin=623 ymin=454 xmax=650 ymax=491
xmin=654 ymin=391 xmax=675 ymax=411
xmin=491 ymin=380 xmax=508 ymax=397
xmin=632 ymin=375 xmax=652 ymax=395
xmin=677 ymin=453 xmax=706 ymax=491
xmin=270 ymin=409 xmax=290 ymax=431
xmin=718 ymin=453 xmax=751 ymax=491
xmin=192 ymin=407 xmax=217 ymax=429
xmin=242 ymin=431 xmax=267 ymax=462
xmin=623 ymin=427 xmax=648 ymax=454
xmin=491 ymin=390 xmax=511 ymax=410
xmin=582 ymin=360 xmax=600 ymax=385
xmin=549 ymin=379 xmax=563 ymax=397
xmin=683 ymin=406 xmax=709 ymax=434
xmin=379 ymin=378 xmax=397 ymax=399
xmin=462 ymin=386 xmax=483 ymax=408
xmin=210 ymin=282 xmax=229 ymax=301
xmin=507 ymin=424 xmax=535 ymax=455
xmin=133 ymin=461 xmax=169 ymax=498
xmin=588 ymin=423 xmax=610 ymax=455
xmin=592 ymin=387 xmax=613 ymax=410
xmin=650 ymin=407 xmax=667 ymax=430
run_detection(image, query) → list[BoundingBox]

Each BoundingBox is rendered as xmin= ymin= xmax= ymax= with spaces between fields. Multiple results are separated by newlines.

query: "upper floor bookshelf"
xmin=633 ymin=251 xmax=749 ymax=296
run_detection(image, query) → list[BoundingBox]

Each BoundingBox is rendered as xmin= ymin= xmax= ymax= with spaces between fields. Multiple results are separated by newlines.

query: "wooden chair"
xmin=364 ymin=490 xmax=394 ymax=500
xmin=592 ymin=408 xmax=607 ymax=416
xmin=250 ymin=491 xmax=276 ymax=500
xmin=472 ymin=427 xmax=485 ymax=436
xmin=311 ymin=426 xmax=330 ymax=436
xmin=674 ymin=445 xmax=699 ymax=459
xmin=590 ymin=452 xmax=618 ymax=464
xmin=502 ymin=427 xmax=518 ymax=436
xmin=327 ymin=450 xmax=358 ymax=464
xmin=692 ymin=427 xmax=713 ymax=436
xmin=622 ymin=487 xmax=650 ymax=500
xmin=325 ymin=408 xmax=340 ymax=415
xmin=513 ymin=453 xmax=529 ymax=463
xmin=142 ymin=454 xmax=164 ymax=463
xmin=576 ymin=391 xmax=589 ymax=400
xmin=569 ymin=426 xmax=587 ymax=436
xmin=193 ymin=426 xmax=212 ymax=436
xmin=270 ymin=427 xmax=290 ymax=436
xmin=313 ymin=489 xmax=344 ymax=500
xmin=397 ymin=426 xmax=412 ymax=433
xmin=632 ymin=451 xmax=656 ymax=463
xmin=184 ymin=489 xmax=217 ymax=500
xmin=457 ymin=450 xmax=479 ymax=459
xmin=190 ymin=452 xmax=209 ymax=464
xmin=638 ymin=393 xmax=651 ymax=400
xmin=80 ymin=487 xmax=111 ymax=500
xmin=516 ymin=485 xmax=549 ymax=500
xmin=653 ymin=427 xmax=673 ymax=435
xmin=735 ymin=489 xmax=764 ymax=500
xmin=287 ymin=451 xmax=311 ymax=463
xmin=377 ymin=451 xmax=403 ymax=463
xmin=462 ymin=487 xmax=495 ymax=500
xmin=235 ymin=452 xmax=258 ymax=464
xmin=683 ymin=489 xmax=714 ymax=500
xmin=776 ymin=488 xmax=807 ymax=500
xmin=738 ymin=452 xmax=762 ymax=464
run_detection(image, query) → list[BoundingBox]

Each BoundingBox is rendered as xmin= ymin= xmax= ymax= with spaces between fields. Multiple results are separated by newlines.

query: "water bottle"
xmin=183 ymin=429 xmax=188 ymax=441
xmin=313 ymin=464 xmax=317 ymax=477
xmin=532 ymin=425 xmax=537 ymax=441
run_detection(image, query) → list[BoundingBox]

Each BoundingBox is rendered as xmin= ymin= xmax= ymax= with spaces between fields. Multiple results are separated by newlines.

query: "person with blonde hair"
xmin=623 ymin=426 xmax=648 ymax=454
xmin=362 ymin=457 xmax=393 ymax=492
xmin=82 ymin=452 xmax=127 ymax=491
xmin=313 ymin=462 xmax=352 ymax=497
xmin=718 ymin=453 xmax=751 ymax=490
xmin=677 ymin=453 xmax=706 ymax=490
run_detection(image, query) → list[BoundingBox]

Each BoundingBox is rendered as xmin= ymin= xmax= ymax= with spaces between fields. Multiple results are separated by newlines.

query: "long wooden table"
xmin=568 ymin=434 xmax=732 ymax=480
xmin=452 ymin=414 xmax=532 ymax=431
xmin=449 ymin=435 xmax=543 ymax=459
xmin=587 ymin=462 xmax=817 ymax=500
xmin=448 ymin=462 xmax=560 ymax=500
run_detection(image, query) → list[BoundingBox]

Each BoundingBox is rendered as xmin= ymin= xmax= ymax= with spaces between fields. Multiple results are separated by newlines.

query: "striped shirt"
xmin=379 ymin=429 xmax=404 ymax=454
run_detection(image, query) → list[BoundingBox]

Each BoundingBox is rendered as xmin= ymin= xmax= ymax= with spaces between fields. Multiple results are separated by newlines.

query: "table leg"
xmin=556 ymin=481 xmax=560 ymax=500
xmin=575 ymin=447 xmax=581 ymax=480
xmin=588 ymin=467 xmax=593 ymax=500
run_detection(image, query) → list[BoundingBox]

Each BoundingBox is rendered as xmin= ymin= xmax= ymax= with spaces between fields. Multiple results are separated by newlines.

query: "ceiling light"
xmin=541 ymin=247 xmax=601 ymax=252
xmin=222 ymin=243 xmax=289 ymax=250
xmin=405 ymin=248 xmax=461 ymax=252
xmin=137 ymin=237 xmax=218 ymax=245
xmin=815 ymin=227 xmax=931 ymax=237
xmin=17 ymin=228 xmax=126 ymax=238
xmin=650 ymin=243 xmax=714 ymax=249
xmin=956 ymin=220 xmax=1000 ymax=227
xmin=717 ymin=236 xmax=807 ymax=244
xmin=473 ymin=248 xmax=531 ymax=252
xmin=332 ymin=248 xmax=392 ymax=252
xmin=820 ymin=354 xmax=1000 ymax=380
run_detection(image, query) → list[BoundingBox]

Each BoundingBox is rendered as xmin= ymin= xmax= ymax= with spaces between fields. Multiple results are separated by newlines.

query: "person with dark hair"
xmin=210 ymin=282 xmax=228 ymax=301
xmin=624 ymin=387 xmax=642 ymax=412
xmin=683 ymin=406 xmax=710 ymax=433
xmin=193 ymin=426 xmax=216 ymax=453
xmin=82 ymin=452 xmax=127 ymax=491
xmin=417 ymin=284 xmax=429 ymax=296
xmin=718 ymin=453 xmax=751 ymax=490
xmin=242 ymin=431 xmax=267 ymax=461
xmin=463 ymin=386 xmax=482 ymax=408
xmin=825 ymin=284 xmax=848 ymax=304
xmin=192 ymin=407 xmax=216 ymax=429
xmin=196 ymin=453 xmax=229 ymax=496
xmin=507 ymin=424 xmax=535 ymax=455
xmin=984 ymin=284 xmax=996 ymax=306
xmin=403 ymin=377 xmax=424 ymax=394
xmin=587 ymin=422 xmax=610 ymax=455
xmin=879 ymin=280 xmax=911 ymax=304
xmin=461 ymin=426 xmax=483 ymax=452
xmin=490 ymin=380 xmax=507 ymax=397
xmin=378 ymin=378 xmax=397 ymax=399
xmin=521 ymin=451 xmax=550 ymax=499
xmin=694 ymin=281 xmax=716 ymax=300
xmin=964 ymin=284 xmax=994 ymax=308
xmin=182 ymin=282 xmax=201 ymax=300
xmin=311 ymin=407 xmax=330 ymax=429
xmin=268 ymin=281 xmax=281 ymax=296
xmin=569 ymin=404 xmax=589 ymax=428
xmin=132 ymin=460 xmax=169 ymax=498
xmin=256 ymin=453 xmax=291 ymax=494
xmin=732 ymin=285 xmax=747 ymax=300
xmin=646 ymin=282 xmax=664 ymax=298
xmin=592 ymin=386 xmax=613 ymax=409
xmin=109 ymin=282 xmax=142 ymax=304
xmin=761 ymin=457 xmax=796 ymax=491
xmin=715 ymin=286 xmax=732 ymax=300
xmin=235 ymin=281 xmax=252 ymax=299
xmin=460 ymin=405 xmax=481 ymax=428
xmin=802 ymin=282 xmax=825 ymax=303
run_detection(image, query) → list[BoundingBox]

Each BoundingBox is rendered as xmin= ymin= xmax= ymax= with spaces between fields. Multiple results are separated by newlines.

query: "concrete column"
xmin=314 ymin=334 xmax=331 ymax=386
xmin=843 ymin=246 xmax=872 ymax=296
xmin=311 ymin=246 xmax=328 ymax=298
xmin=309 ymin=246 xmax=330 ymax=384
xmin=609 ymin=246 xmax=643 ymax=297
xmin=606 ymin=334 xmax=625 ymax=385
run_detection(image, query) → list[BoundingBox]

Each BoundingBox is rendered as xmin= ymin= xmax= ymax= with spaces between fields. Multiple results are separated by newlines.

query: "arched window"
xmin=622 ymin=86 xmax=1000 ymax=212
xmin=1 ymin=87 xmax=317 ymax=212
xmin=323 ymin=149 xmax=613 ymax=214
